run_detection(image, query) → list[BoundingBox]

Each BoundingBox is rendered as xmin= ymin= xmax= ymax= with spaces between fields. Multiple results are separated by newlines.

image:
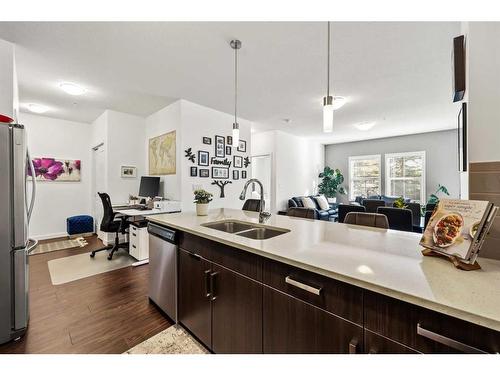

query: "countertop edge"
xmin=146 ymin=216 xmax=500 ymax=332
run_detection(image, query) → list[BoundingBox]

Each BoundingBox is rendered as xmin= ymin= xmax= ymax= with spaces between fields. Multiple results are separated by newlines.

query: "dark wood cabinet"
xmin=263 ymin=286 xmax=363 ymax=353
xmin=178 ymin=248 xmax=212 ymax=348
xmin=211 ymin=265 xmax=263 ymax=353
xmin=364 ymin=291 xmax=500 ymax=354
xmin=364 ymin=330 xmax=420 ymax=354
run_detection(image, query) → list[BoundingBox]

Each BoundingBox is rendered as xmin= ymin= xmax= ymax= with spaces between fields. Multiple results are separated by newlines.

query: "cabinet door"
xmin=178 ymin=248 xmax=212 ymax=348
xmin=211 ymin=265 xmax=263 ymax=353
xmin=364 ymin=330 xmax=420 ymax=354
xmin=263 ymin=286 xmax=363 ymax=353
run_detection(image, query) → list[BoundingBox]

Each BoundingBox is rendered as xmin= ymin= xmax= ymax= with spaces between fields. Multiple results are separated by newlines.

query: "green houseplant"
xmin=427 ymin=184 xmax=450 ymax=205
xmin=193 ymin=189 xmax=213 ymax=216
xmin=393 ymin=196 xmax=407 ymax=209
xmin=318 ymin=166 xmax=346 ymax=200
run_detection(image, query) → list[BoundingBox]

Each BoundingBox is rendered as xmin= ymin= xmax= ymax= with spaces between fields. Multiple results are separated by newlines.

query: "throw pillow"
xmin=315 ymin=195 xmax=330 ymax=210
xmin=301 ymin=197 xmax=317 ymax=209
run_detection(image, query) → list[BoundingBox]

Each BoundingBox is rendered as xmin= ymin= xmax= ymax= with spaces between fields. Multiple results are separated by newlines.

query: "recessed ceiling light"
xmin=59 ymin=82 xmax=86 ymax=96
xmin=354 ymin=121 xmax=376 ymax=131
xmin=27 ymin=103 xmax=49 ymax=114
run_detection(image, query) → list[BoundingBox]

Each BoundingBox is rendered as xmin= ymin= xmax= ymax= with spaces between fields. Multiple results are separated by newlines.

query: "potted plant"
xmin=318 ymin=166 xmax=346 ymax=202
xmin=393 ymin=196 xmax=407 ymax=209
xmin=427 ymin=184 xmax=450 ymax=205
xmin=194 ymin=189 xmax=213 ymax=216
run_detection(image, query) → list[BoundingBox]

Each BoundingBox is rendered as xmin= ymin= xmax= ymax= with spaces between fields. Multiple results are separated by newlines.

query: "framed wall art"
xmin=30 ymin=158 xmax=81 ymax=182
xmin=198 ymin=151 xmax=209 ymax=166
xmin=227 ymin=135 xmax=233 ymax=145
xmin=233 ymin=170 xmax=239 ymax=180
xmin=225 ymin=146 xmax=232 ymax=156
xmin=215 ymin=135 xmax=225 ymax=158
xmin=202 ymin=137 xmax=212 ymax=145
xmin=237 ymin=139 xmax=247 ymax=153
xmin=234 ymin=155 xmax=243 ymax=168
xmin=149 ymin=130 xmax=176 ymax=175
xmin=190 ymin=166 xmax=198 ymax=177
xmin=199 ymin=169 xmax=210 ymax=178
xmin=121 ymin=165 xmax=137 ymax=178
xmin=212 ymin=166 xmax=229 ymax=179
xmin=241 ymin=170 xmax=247 ymax=179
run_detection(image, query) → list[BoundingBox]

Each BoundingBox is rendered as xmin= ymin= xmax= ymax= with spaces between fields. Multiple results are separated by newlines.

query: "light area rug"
xmin=31 ymin=237 xmax=88 ymax=255
xmin=125 ymin=325 xmax=209 ymax=354
xmin=47 ymin=248 xmax=135 ymax=285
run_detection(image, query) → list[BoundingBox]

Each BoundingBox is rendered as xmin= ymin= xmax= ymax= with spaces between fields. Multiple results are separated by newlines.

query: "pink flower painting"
xmin=29 ymin=157 xmax=81 ymax=182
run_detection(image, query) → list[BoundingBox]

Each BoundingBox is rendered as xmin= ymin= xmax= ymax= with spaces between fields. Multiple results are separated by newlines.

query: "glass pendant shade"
xmin=232 ymin=123 xmax=240 ymax=147
xmin=323 ymin=95 xmax=334 ymax=133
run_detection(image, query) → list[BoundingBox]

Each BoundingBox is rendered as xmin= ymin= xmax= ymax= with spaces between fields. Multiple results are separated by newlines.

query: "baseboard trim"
xmin=31 ymin=232 xmax=96 ymax=241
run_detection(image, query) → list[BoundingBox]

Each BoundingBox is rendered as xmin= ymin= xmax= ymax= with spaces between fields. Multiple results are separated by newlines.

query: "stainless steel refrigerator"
xmin=0 ymin=122 xmax=37 ymax=345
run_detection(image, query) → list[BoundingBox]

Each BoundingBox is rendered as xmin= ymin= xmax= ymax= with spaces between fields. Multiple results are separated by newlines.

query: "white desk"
xmin=115 ymin=207 xmax=179 ymax=217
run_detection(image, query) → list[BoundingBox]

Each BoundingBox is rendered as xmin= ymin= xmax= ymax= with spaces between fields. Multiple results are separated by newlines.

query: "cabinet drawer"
xmin=364 ymin=291 xmax=500 ymax=354
xmin=263 ymin=286 xmax=363 ymax=354
xmin=179 ymin=232 xmax=262 ymax=281
xmin=364 ymin=330 xmax=419 ymax=354
xmin=263 ymin=258 xmax=363 ymax=324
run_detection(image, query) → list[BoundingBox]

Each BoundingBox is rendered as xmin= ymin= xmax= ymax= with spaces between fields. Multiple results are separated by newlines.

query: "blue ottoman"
xmin=67 ymin=215 xmax=94 ymax=236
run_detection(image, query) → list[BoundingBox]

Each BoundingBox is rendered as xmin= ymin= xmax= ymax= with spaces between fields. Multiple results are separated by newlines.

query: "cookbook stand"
xmin=421 ymin=248 xmax=481 ymax=271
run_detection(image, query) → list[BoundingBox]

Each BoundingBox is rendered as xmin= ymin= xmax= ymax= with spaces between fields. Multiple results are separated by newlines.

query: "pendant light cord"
xmin=234 ymin=44 xmax=238 ymax=124
xmin=327 ymin=21 xmax=330 ymax=98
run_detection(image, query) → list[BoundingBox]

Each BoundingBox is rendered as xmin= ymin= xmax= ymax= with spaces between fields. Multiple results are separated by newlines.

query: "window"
xmin=348 ymin=155 xmax=381 ymax=200
xmin=385 ymin=151 xmax=425 ymax=203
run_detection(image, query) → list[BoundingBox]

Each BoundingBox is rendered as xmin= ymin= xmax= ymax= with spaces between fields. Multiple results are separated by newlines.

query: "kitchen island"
xmin=147 ymin=208 xmax=500 ymax=354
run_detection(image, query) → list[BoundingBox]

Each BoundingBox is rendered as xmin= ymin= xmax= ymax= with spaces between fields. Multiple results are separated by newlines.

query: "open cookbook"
xmin=419 ymin=199 xmax=498 ymax=263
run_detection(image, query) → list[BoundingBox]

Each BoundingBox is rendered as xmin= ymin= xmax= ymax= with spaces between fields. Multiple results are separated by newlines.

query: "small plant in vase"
xmin=194 ymin=189 xmax=213 ymax=216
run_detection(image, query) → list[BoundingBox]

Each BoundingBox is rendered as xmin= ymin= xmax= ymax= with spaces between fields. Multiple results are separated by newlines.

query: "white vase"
xmin=196 ymin=203 xmax=209 ymax=216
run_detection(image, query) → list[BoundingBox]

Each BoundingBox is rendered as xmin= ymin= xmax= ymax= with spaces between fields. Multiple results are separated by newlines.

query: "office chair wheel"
xmin=90 ymin=252 xmax=96 ymax=258
xmin=107 ymin=254 xmax=113 ymax=260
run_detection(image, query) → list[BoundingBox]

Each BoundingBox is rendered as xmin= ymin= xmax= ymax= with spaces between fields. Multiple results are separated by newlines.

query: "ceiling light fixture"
xmin=323 ymin=22 xmax=334 ymax=133
xmin=230 ymin=39 xmax=242 ymax=147
xmin=354 ymin=121 xmax=376 ymax=131
xmin=331 ymin=96 xmax=346 ymax=110
xmin=27 ymin=103 xmax=49 ymax=114
xmin=59 ymin=82 xmax=86 ymax=96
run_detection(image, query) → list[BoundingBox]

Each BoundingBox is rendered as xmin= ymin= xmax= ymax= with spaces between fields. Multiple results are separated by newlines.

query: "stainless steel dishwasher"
xmin=148 ymin=223 xmax=177 ymax=322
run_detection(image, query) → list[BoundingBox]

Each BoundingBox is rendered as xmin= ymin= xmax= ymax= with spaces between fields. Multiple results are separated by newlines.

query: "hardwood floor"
xmin=0 ymin=235 xmax=171 ymax=354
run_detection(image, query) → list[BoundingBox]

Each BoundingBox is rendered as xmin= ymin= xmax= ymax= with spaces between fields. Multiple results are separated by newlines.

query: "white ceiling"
xmin=0 ymin=22 xmax=461 ymax=143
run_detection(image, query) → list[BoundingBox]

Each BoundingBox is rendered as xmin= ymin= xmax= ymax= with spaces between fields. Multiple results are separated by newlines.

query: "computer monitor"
xmin=138 ymin=176 xmax=160 ymax=198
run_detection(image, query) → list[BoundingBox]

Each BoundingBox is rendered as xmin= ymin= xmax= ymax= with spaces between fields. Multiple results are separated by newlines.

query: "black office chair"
xmin=242 ymin=199 xmax=263 ymax=212
xmin=90 ymin=192 xmax=130 ymax=260
xmin=363 ymin=199 xmax=386 ymax=213
xmin=287 ymin=207 xmax=318 ymax=220
xmin=377 ymin=207 xmax=413 ymax=232
xmin=338 ymin=204 xmax=366 ymax=223
xmin=394 ymin=202 xmax=422 ymax=230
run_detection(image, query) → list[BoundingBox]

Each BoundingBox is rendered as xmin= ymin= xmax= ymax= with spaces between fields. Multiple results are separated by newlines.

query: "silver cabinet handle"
xmin=417 ymin=323 xmax=487 ymax=354
xmin=349 ymin=339 xmax=358 ymax=354
xmin=285 ymin=276 xmax=322 ymax=295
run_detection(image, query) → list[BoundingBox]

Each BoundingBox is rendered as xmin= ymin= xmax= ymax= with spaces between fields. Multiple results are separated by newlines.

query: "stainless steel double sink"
xmin=201 ymin=220 xmax=290 ymax=240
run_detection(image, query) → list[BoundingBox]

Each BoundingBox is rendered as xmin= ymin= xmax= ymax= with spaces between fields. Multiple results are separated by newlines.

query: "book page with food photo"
xmin=420 ymin=199 xmax=493 ymax=261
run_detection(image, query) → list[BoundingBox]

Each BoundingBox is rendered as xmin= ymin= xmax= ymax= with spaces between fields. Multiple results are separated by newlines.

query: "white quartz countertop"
xmin=147 ymin=208 xmax=500 ymax=331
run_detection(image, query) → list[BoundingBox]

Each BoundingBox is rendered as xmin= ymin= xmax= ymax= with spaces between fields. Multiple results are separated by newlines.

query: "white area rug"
xmin=31 ymin=237 xmax=88 ymax=255
xmin=125 ymin=325 xmax=209 ymax=354
xmin=47 ymin=248 xmax=135 ymax=285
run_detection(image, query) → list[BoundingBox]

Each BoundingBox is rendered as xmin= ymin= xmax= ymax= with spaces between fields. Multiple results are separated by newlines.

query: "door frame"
xmin=250 ymin=153 xmax=275 ymax=214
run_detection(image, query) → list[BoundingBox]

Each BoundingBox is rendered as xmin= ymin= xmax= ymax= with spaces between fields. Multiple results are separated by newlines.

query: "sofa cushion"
xmin=317 ymin=210 xmax=330 ymax=221
xmin=292 ymin=197 xmax=304 ymax=207
xmin=314 ymin=195 xmax=330 ymax=210
xmin=288 ymin=199 xmax=298 ymax=208
xmin=301 ymin=196 xmax=317 ymax=209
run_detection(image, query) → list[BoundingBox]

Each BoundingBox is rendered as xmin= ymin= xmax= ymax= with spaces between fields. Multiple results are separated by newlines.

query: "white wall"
xmin=106 ymin=110 xmax=146 ymax=204
xmin=251 ymin=130 xmax=325 ymax=211
xmin=179 ymin=100 xmax=252 ymax=211
xmin=0 ymin=39 xmax=14 ymax=120
xmin=324 ymin=130 xmax=460 ymax=202
xmin=467 ymin=22 xmax=500 ymax=163
xmin=21 ymin=113 xmax=92 ymax=240
xmin=145 ymin=100 xmax=182 ymax=200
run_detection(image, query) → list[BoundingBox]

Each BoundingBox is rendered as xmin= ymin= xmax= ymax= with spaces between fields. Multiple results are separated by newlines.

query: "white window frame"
xmin=384 ymin=151 xmax=426 ymax=203
xmin=348 ymin=154 xmax=382 ymax=201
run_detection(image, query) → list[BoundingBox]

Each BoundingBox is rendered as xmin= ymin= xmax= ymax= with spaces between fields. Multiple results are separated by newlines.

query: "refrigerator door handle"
xmin=26 ymin=148 xmax=36 ymax=224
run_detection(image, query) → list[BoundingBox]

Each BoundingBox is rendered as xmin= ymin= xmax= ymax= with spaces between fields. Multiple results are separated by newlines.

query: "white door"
xmin=92 ymin=144 xmax=106 ymax=239
xmin=251 ymin=154 xmax=273 ymax=212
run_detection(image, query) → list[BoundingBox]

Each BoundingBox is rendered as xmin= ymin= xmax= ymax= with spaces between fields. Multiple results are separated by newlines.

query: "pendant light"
xmin=230 ymin=39 xmax=242 ymax=147
xmin=323 ymin=22 xmax=334 ymax=133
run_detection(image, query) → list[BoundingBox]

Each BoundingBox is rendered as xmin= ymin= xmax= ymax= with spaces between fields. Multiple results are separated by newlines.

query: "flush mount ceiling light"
xmin=354 ymin=121 xmax=376 ymax=131
xmin=59 ymin=82 xmax=86 ymax=96
xmin=27 ymin=103 xmax=49 ymax=114
xmin=230 ymin=39 xmax=242 ymax=147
